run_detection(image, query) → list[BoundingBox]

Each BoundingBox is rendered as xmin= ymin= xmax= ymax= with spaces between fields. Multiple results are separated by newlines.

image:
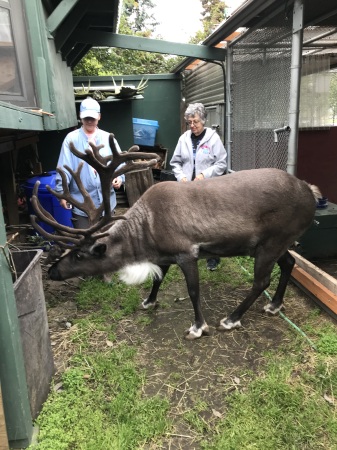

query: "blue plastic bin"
xmin=132 ymin=118 xmax=159 ymax=146
xmin=23 ymin=171 xmax=73 ymax=234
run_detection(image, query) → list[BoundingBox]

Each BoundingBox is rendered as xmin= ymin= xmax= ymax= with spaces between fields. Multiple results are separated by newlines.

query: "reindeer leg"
xmin=264 ymin=250 xmax=295 ymax=314
xmin=218 ymin=253 xmax=275 ymax=331
xmin=142 ymin=265 xmax=170 ymax=309
xmin=178 ymin=259 xmax=210 ymax=340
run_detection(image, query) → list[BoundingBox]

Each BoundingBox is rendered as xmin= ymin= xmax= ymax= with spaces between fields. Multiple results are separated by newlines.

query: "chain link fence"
xmin=230 ymin=11 xmax=292 ymax=171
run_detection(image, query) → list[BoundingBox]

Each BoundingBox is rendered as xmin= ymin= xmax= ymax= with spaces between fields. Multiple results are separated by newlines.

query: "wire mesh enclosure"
xmin=230 ymin=11 xmax=293 ymax=171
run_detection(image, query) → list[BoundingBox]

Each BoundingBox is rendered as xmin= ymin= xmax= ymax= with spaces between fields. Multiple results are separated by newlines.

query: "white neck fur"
xmin=118 ymin=262 xmax=162 ymax=285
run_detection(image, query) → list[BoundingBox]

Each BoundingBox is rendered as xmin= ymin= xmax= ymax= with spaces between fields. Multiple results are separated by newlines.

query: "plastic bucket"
xmin=132 ymin=118 xmax=159 ymax=147
xmin=23 ymin=171 xmax=73 ymax=234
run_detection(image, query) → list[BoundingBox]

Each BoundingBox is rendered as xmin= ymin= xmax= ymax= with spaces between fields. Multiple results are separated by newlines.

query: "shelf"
xmin=75 ymin=94 xmax=143 ymax=103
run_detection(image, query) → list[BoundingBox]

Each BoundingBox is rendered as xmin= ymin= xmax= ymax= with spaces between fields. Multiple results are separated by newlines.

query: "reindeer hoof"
xmin=141 ymin=299 xmax=157 ymax=310
xmin=264 ymin=303 xmax=284 ymax=315
xmin=184 ymin=324 xmax=210 ymax=340
xmin=217 ymin=318 xmax=242 ymax=331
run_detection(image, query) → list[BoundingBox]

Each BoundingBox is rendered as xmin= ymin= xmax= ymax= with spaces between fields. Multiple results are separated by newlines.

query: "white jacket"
xmin=170 ymin=128 xmax=227 ymax=182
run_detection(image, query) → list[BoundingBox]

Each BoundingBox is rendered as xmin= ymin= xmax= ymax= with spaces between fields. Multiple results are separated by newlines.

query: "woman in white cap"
xmin=55 ymin=97 xmax=124 ymax=229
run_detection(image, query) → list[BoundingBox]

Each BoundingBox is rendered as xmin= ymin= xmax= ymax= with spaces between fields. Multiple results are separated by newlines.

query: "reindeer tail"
xmin=309 ymin=184 xmax=322 ymax=202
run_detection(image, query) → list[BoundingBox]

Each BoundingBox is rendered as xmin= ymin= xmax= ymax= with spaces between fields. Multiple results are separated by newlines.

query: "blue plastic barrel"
xmin=23 ymin=171 xmax=73 ymax=234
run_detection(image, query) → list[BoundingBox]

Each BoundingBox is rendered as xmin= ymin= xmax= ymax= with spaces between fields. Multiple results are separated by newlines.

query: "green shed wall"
xmin=37 ymin=74 xmax=182 ymax=172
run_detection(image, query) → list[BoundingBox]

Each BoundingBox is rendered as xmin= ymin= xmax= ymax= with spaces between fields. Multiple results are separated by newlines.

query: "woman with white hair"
xmin=170 ymin=102 xmax=227 ymax=270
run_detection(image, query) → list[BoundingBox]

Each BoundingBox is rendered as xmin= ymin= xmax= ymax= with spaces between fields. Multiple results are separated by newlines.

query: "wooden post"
xmin=125 ymin=168 xmax=154 ymax=207
xmin=0 ymin=152 xmax=19 ymax=225
xmin=0 ymin=384 xmax=9 ymax=450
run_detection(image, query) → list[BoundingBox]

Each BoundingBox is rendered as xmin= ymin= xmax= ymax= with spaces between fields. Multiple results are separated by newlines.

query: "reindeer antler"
xmin=30 ymin=134 xmax=160 ymax=247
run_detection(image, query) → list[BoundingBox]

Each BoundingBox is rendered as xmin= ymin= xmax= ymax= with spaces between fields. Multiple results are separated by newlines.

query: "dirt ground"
xmin=40 ymin=250 xmax=326 ymax=449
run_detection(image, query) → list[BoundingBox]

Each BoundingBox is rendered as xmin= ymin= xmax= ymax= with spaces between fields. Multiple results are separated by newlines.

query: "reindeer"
xmin=31 ymin=135 xmax=321 ymax=340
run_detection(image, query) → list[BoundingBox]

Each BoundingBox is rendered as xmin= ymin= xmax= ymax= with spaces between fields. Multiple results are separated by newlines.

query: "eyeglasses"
xmin=186 ymin=120 xmax=201 ymax=126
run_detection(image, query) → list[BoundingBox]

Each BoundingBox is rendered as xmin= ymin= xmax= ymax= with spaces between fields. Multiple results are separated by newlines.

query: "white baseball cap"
xmin=80 ymin=97 xmax=100 ymax=119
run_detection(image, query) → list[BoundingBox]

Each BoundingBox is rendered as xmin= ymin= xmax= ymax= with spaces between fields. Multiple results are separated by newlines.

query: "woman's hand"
xmin=112 ymin=177 xmax=122 ymax=189
xmin=60 ymin=199 xmax=72 ymax=209
xmin=180 ymin=177 xmax=188 ymax=182
xmin=194 ymin=173 xmax=204 ymax=181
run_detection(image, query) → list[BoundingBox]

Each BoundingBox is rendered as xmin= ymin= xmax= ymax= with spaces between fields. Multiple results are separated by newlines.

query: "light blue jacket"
xmin=55 ymin=127 xmax=124 ymax=217
xmin=170 ymin=128 xmax=227 ymax=182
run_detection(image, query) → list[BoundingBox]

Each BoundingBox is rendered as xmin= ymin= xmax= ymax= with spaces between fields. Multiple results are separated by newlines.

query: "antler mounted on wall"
xmin=30 ymin=134 xmax=160 ymax=247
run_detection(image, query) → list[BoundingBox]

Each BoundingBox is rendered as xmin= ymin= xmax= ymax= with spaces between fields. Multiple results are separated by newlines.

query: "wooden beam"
xmin=47 ymin=0 xmax=81 ymax=34
xmin=71 ymin=30 xmax=227 ymax=60
xmin=290 ymin=250 xmax=337 ymax=295
xmin=54 ymin=0 xmax=89 ymax=52
xmin=290 ymin=250 xmax=337 ymax=316
xmin=291 ymin=265 xmax=337 ymax=315
xmin=0 ymin=103 xmax=44 ymax=132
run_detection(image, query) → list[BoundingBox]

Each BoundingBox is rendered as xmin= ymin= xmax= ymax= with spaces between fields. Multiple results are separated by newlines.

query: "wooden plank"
xmin=0 ymin=384 xmax=9 ymax=450
xmin=71 ymin=30 xmax=227 ymax=60
xmin=290 ymin=250 xmax=337 ymax=295
xmin=291 ymin=265 xmax=337 ymax=315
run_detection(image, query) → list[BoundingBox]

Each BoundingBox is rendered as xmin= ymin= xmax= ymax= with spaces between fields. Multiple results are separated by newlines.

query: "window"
xmin=0 ymin=0 xmax=36 ymax=106
xmin=0 ymin=3 xmax=22 ymax=95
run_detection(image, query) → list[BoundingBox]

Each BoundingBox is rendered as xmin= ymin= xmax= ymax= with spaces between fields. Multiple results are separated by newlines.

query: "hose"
xmin=239 ymin=264 xmax=317 ymax=350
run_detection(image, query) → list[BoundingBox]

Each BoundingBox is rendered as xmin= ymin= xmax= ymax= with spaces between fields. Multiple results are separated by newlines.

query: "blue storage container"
xmin=23 ymin=171 xmax=73 ymax=234
xmin=132 ymin=118 xmax=159 ymax=147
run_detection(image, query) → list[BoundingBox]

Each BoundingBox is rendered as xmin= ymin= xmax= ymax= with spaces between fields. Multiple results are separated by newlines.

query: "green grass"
xmin=31 ymin=257 xmax=337 ymax=449
xmin=183 ymin=399 xmax=210 ymax=435
xmin=31 ymin=345 xmax=170 ymax=450
xmin=75 ymin=276 xmax=141 ymax=319
xmin=316 ymin=325 xmax=337 ymax=355
xmin=201 ymin=354 xmax=337 ymax=450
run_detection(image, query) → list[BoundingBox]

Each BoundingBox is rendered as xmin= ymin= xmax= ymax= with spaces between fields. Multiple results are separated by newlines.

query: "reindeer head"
xmin=47 ymin=240 xmax=109 ymax=280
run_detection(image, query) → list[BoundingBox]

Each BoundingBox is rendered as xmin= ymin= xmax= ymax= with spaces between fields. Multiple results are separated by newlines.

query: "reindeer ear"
xmin=91 ymin=243 xmax=107 ymax=256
